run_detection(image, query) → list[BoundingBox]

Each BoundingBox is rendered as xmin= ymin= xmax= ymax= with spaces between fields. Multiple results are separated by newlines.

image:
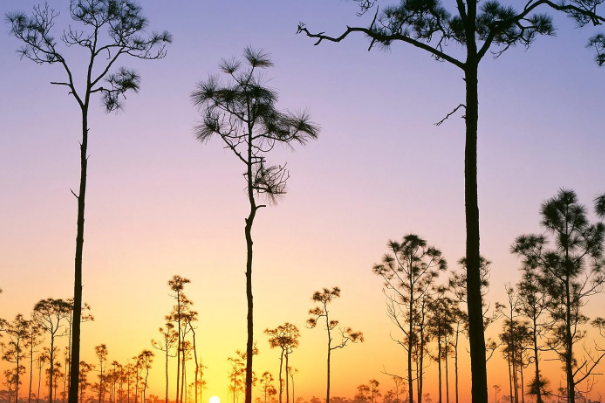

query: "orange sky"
xmin=2 ymin=1 xmax=605 ymax=403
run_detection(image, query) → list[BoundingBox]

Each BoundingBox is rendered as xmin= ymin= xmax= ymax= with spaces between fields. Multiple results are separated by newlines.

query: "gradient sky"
xmin=1 ymin=1 xmax=605 ymax=403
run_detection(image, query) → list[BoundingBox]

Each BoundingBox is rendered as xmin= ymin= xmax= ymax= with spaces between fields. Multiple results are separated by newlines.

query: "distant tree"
xmin=183 ymin=312 xmax=200 ymax=403
xmin=191 ymin=47 xmax=319 ymax=403
xmin=227 ymin=349 xmax=258 ymax=403
xmin=298 ymin=0 xmax=605 ymax=400
xmin=4 ymin=5 xmax=171 ymax=402
xmin=493 ymin=385 xmax=501 ymax=403
xmin=78 ymin=361 xmax=95 ymax=403
xmin=307 ymin=287 xmax=364 ymax=403
xmin=392 ymin=376 xmax=406 ymax=403
xmin=137 ymin=350 xmax=154 ymax=403
xmin=355 ymin=385 xmax=371 ymax=403
xmin=428 ymin=288 xmax=456 ymax=403
xmin=95 ymin=345 xmax=108 ymax=403
xmin=33 ymin=298 xmax=71 ymax=403
xmin=372 ymin=234 xmax=446 ymax=403
xmin=515 ymin=268 xmax=549 ymax=403
xmin=167 ymin=275 xmax=191 ymax=403
xmin=264 ymin=324 xmax=300 ymax=403
xmin=511 ymin=189 xmax=605 ymax=403
xmin=1 ymin=314 xmax=32 ymax=403
xmin=37 ymin=350 xmax=50 ymax=403
xmin=152 ymin=324 xmax=178 ymax=403
xmin=26 ymin=321 xmax=43 ymax=403
xmin=259 ymin=372 xmax=277 ymax=403
xmin=369 ymin=380 xmax=381 ymax=403
xmin=288 ymin=368 xmax=298 ymax=403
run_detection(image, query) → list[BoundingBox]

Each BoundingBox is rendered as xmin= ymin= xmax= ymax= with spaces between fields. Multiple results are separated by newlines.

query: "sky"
xmin=1 ymin=1 xmax=605 ymax=403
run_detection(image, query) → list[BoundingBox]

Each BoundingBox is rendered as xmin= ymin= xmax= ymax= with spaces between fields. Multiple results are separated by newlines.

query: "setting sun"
xmin=210 ymin=396 xmax=220 ymax=403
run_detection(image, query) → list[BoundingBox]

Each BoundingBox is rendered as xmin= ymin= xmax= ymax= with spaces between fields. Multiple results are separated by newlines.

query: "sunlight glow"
xmin=209 ymin=396 xmax=220 ymax=403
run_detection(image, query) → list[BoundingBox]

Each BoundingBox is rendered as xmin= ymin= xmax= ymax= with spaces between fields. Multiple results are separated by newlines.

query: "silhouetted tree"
xmin=33 ymin=299 xmax=71 ymax=403
xmin=369 ymin=380 xmax=381 ymax=403
xmin=191 ymin=47 xmax=319 ymax=403
xmin=95 ymin=345 xmax=108 ymax=403
xmin=288 ymin=368 xmax=298 ymax=403
xmin=511 ymin=189 xmax=605 ymax=403
xmin=265 ymin=324 xmax=300 ymax=403
xmin=37 ymin=350 xmax=50 ymax=403
xmin=297 ymin=2 xmax=605 ymax=402
xmin=307 ymin=287 xmax=364 ymax=403
xmin=65 ymin=300 xmax=93 ymax=395
xmin=167 ymin=275 xmax=191 ymax=403
xmin=137 ymin=350 xmax=153 ymax=403
xmin=1 ymin=314 xmax=32 ymax=403
xmin=5 ymin=5 xmax=171 ymax=403
xmin=515 ymin=268 xmax=549 ymax=403
xmin=26 ymin=321 xmax=43 ymax=403
xmin=259 ymin=372 xmax=277 ymax=403
xmin=372 ymin=234 xmax=446 ymax=403
xmin=152 ymin=324 xmax=177 ymax=403
xmin=78 ymin=361 xmax=95 ymax=403
xmin=428 ymin=288 xmax=456 ymax=403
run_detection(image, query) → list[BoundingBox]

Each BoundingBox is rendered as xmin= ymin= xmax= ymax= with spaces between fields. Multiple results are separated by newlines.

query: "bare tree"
xmin=191 ymin=47 xmax=319 ymax=403
xmin=5 ymin=5 xmax=171 ymax=402
xmin=307 ymin=287 xmax=364 ymax=403
xmin=167 ymin=275 xmax=191 ymax=403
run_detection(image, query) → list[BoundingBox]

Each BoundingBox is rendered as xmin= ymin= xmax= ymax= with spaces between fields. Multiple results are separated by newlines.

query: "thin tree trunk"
xmin=50 ymin=338 xmax=55 ymax=403
xmin=165 ymin=346 xmax=169 ymax=403
xmin=326 ymin=314 xmax=332 ymax=403
xmin=520 ymin=363 xmax=525 ymax=403
xmin=464 ymin=37 xmax=488 ymax=403
xmin=176 ymin=292 xmax=182 ymax=403
xmin=291 ymin=374 xmax=295 ymax=403
xmin=285 ymin=353 xmax=289 ymax=403
xmin=446 ymin=336 xmax=450 ymax=403
xmin=279 ymin=350 xmax=284 ymax=403
xmin=454 ymin=327 xmax=459 ymax=403
xmin=191 ymin=327 xmax=199 ymax=403
xmin=29 ymin=338 xmax=35 ymax=403
xmin=533 ymin=317 xmax=541 ymax=403
xmin=68 ymin=101 xmax=88 ymax=403
xmin=507 ymin=356 xmax=513 ymax=403
xmin=37 ymin=357 xmax=42 ymax=403
xmin=438 ymin=337 xmax=442 ymax=403
xmin=244 ymin=129 xmax=258 ymax=403
xmin=408 ymin=281 xmax=414 ymax=403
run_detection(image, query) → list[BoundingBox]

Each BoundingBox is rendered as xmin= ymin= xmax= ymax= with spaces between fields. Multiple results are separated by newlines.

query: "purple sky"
xmin=1 ymin=0 xmax=604 ymax=401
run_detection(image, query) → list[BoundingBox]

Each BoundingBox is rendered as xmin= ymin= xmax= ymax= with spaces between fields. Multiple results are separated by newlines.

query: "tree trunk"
xmin=176 ymin=292 xmax=182 ymax=403
xmin=438 ymin=337 xmax=442 ymax=403
xmin=37 ymin=357 xmax=42 ymax=403
xmin=244 ymin=138 xmax=257 ymax=403
xmin=50 ymin=338 xmax=55 ymax=403
xmin=165 ymin=346 xmax=169 ymax=403
xmin=279 ymin=350 xmax=284 ymax=403
xmin=532 ymin=317 xmax=541 ymax=403
xmin=464 ymin=34 xmax=488 ymax=403
xmin=507 ymin=356 xmax=513 ymax=403
xmin=520 ymin=362 xmax=525 ymax=403
xmin=326 ymin=314 xmax=332 ymax=403
xmin=408 ymin=285 xmax=414 ymax=403
xmin=445 ymin=336 xmax=450 ymax=403
xmin=454 ymin=326 xmax=459 ymax=403
xmin=68 ymin=103 xmax=88 ymax=403
xmin=29 ymin=338 xmax=35 ymax=403
xmin=285 ymin=354 xmax=290 ymax=403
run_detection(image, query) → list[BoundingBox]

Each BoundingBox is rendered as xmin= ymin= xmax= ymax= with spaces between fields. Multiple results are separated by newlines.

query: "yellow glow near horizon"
xmin=209 ymin=396 xmax=220 ymax=403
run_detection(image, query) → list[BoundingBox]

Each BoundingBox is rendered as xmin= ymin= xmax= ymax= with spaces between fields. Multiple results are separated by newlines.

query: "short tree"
xmin=33 ymin=298 xmax=71 ymax=403
xmin=1 ymin=314 xmax=32 ymax=403
xmin=372 ymin=234 xmax=446 ymax=403
xmin=297 ymin=3 xmax=605 ymax=403
xmin=191 ymin=47 xmax=319 ymax=403
xmin=307 ymin=287 xmax=364 ymax=403
xmin=264 ymin=324 xmax=300 ymax=403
